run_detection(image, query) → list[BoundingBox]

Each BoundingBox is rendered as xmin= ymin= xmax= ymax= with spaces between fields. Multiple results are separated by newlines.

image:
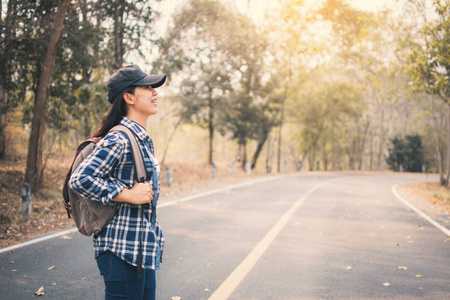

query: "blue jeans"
xmin=96 ymin=251 xmax=156 ymax=300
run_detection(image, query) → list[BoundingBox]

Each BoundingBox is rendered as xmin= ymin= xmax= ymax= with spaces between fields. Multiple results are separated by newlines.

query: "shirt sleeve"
xmin=68 ymin=133 xmax=127 ymax=205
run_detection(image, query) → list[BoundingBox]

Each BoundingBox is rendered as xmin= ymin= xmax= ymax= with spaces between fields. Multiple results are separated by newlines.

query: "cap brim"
xmin=133 ymin=74 xmax=166 ymax=88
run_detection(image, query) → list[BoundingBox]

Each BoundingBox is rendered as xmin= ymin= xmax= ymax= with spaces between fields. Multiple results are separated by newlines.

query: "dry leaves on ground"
xmin=35 ymin=286 xmax=45 ymax=296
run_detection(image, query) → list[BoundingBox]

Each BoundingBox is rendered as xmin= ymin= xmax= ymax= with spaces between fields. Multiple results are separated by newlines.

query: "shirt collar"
xmin=119 ymin=117 xmax=150 ymax=142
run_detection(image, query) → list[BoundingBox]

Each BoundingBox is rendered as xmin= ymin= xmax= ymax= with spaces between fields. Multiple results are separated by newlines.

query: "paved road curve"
xmin=1 ymin=173 xmax=449 ymax=299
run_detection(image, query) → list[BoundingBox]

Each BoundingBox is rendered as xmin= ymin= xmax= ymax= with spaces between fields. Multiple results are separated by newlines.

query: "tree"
xmin=96 ymin=0 xmax=160 ymax=70
xmin=267 ymin=0 xmax=315 ymax=172
xmin=386 ymin=136 xmax=406 ymax=172
xmin=50 ymin=0 xmax=110 ymax=140
xmin=289 ymin=79 xmax=362 ymax=170
xmin=17 ymin=0 xmax=162 ymax=191
xmin=157 ymin=0 xmax=273 ymax=166
xmin=219 ymin=14 xmax=275 ymax=169
xmin=157 ymin=0 xmax=234 ymax=165
xmin=0 ymin=0 xmax=18 ymax=159
xmin=404 ymin=134 xmax=425 ymax=172
xmin=177 ymin=61 xmax=231 ymax=164
xmin=25 ymin=0 xmax=72 ymax=191
xmin=386 ymin=134 xmax=425 ymax=172
xmin=405 ymin=0 xmax=450 ymax=185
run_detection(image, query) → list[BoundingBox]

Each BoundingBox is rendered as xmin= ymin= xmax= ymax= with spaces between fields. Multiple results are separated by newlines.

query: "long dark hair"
xmin=92 ymin=86 xmax=136 ymax=138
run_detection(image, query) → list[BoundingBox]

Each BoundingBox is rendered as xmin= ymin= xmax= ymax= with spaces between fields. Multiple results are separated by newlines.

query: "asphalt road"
xmin=1 ymin=172 xmax=449 ymax=300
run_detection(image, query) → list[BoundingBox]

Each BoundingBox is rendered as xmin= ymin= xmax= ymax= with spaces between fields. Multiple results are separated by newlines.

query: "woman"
xmin=69 ymin=65 xmax=166 ymax=300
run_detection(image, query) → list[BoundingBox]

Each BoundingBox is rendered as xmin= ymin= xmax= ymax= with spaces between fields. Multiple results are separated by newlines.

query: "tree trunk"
xmin=160 ymin=116 xmax=182 ymax=165
xmin=114 ymin=0 xmax=125 ymax=70
xmin=0 ymin=87 xmax=6 ymax=159
xmin=208 ymin=95 xmax=214 ymax=165
xmin=25 ymin=0 xmax=71 ymax=192
xmin=309 ymin=147 xmax=316 ymax=171
xmin=377 ymin=132 xmax=385 ymax=171
xmin=251 ymin=132 xmax=268 ymax=169
xmin=445 ymin=102 xmax=450 ymax=187
xmin=358 ymin=121 xmax=370 ymax=171
xmin=276 ymin=100 xmax=284 ymax=173
xmin=368 ymin=134 xmax=374 ymax=170
xmin=0 ymin=0 xmax=17 ymax=159
xmin=238 ymin=141 xmax=247 ymax=170
xmin=265 ymin=132 xmax=272 ymax=172
xmin=322 ymin=137 xmax=328 ymax=171
xmin=430 ymin=96 xmax=445 ymax=185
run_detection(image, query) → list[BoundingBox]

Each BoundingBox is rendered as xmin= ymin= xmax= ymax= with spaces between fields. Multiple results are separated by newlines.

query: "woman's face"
xmin=132 ymin=85 xmax=159 ymax=116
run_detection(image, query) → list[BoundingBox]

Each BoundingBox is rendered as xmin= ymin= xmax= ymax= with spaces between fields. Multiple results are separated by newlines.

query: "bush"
xmin=386 ymin=134 xmax=425 ymax=172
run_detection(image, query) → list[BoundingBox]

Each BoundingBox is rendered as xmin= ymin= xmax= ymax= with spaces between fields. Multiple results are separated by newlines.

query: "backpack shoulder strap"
xmin=110 ymin=125 xmax=147 ymax=182
xmin=72 ymin=138 xmax=100 ymax=172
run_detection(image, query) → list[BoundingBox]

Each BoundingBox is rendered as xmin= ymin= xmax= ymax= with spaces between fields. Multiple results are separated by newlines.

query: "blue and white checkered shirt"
xmin=69 ymin=117 xmax=164 ymax=270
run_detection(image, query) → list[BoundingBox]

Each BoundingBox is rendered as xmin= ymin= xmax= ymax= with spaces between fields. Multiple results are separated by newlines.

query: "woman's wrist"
xmin=112 ymin=188 xmax=133 ymax=203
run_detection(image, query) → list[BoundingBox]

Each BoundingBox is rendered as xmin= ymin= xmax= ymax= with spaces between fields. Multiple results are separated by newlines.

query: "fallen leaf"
xmin=207 ymin=263 xmax=213 ymax=266
xmin=60 ymin=235 xmax=72 ymax=240
xmin=205 ymin=288 xmax=210 ymax=292
xmin=11 ymin=269 xmax=17 ymax=272
xmin=171 ymin=297 xmax=181 ymax=300
xmin=48 ymin=266 xmax=56 ymax=270
xmin=383 ymin=282 xmax=391 ymax=286
xmin=346 ymin=266 xmax=352 ymax=271
xmin=398 ymin=266 xmax=408 ymax=270
xmin=52 ymin=283 xmax=56 ymax=286
xmin=9 ymin=261 xmax=14 ymax=264
xmin=416 ymin=274 xmax=423 ymax=278
xmin=35 ymin=286 xmax=45 ymax=296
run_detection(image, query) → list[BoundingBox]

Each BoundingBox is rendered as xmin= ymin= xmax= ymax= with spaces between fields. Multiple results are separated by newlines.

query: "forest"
xmin=0 ymin=0 xmax=449 ymax=193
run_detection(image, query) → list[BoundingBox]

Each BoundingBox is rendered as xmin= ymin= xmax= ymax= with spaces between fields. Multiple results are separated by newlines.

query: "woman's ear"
xmin=123 ymin=92 xmax=135 ymax=105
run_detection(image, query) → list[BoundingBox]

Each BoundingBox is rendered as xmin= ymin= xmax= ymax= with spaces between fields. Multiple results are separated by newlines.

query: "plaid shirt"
xmin=69 ymin=117 xmax=164 ymax=270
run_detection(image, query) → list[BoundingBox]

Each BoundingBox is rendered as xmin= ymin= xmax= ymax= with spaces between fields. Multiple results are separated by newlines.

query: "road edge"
xmin=392 ymin=183 xmax=450 ymax=237
xmin=0 ymin=173 xmax=297 ymax=254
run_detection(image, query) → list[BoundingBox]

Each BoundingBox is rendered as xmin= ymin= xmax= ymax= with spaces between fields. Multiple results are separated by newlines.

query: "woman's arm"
xmin=69 ymin=133 xmax=127 ymax=205
xmin=112 ymin=182 xmax=153 ymax=204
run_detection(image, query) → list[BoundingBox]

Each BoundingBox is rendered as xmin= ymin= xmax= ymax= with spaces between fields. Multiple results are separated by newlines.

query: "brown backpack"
xmin=62 ymin=125 xmax=146 ymax=236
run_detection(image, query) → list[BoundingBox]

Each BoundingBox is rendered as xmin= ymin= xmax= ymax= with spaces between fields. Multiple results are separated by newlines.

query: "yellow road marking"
xmin=208 ymin=178 xmax=338 ymax=300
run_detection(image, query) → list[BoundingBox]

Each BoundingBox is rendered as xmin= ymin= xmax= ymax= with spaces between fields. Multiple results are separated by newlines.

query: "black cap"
xmin=107 ymin=65 xmax=166 ymax=103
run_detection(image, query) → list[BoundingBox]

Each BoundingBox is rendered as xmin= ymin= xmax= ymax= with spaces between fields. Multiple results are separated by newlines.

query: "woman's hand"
xmin=112 ymin=182 xmax=153 ymax=204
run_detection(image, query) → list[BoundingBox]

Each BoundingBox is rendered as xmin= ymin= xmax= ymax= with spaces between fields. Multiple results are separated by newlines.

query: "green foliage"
xmin=386 ymin=136 xmax=406 ymax=172
xmin=2 ymin=0 xmax=162 ymax=141
xmin=0 ymin=0 xmax=448 ymax=175
xmin=157 ymin=0 xmax=280 ymax=166
xmin=318 ymin=0 xmax=375 ymax=47
xmin=405 ymin=0 xmax=450 ymax=101
xmin=290 ymin=78 xmax=362 ymax=159
xmin=386 ymin=134 xmax=426 ymax=172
